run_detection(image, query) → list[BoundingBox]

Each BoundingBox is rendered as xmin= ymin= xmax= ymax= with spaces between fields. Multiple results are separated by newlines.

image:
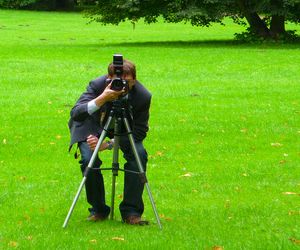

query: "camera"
xmin=110 ymin=54 xmax=128 ymax=92
xmin=110 ymin=78 xmax=127 ymax=91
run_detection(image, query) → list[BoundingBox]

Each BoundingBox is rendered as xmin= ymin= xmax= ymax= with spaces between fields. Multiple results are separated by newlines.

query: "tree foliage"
xmin=0 ymin=0 xmax=36 ymax=8
xmin=86 ymin=0 xmax=300 ymax=39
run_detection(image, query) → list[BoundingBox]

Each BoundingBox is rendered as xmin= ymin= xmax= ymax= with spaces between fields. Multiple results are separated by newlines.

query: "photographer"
xmin=68 ymin=58 xmax=151 ymax=225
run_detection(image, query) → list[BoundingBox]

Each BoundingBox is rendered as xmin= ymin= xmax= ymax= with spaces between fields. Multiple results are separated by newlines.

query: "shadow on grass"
xmin=89 ymin=39 xmax=300 ymax=49
xmin=109 ymin=39 xmax=240 ymax=48
xmin=31 ymin=39 xmax=300 ymax=50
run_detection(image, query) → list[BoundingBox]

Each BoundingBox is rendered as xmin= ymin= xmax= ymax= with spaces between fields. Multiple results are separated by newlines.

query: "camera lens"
xmin=111 ymin=78 xmax=124 ymax=91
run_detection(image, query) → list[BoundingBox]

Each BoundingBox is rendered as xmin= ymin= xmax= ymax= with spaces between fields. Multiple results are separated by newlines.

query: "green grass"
xmin=0 ymin=9 xmax=299 ymax=249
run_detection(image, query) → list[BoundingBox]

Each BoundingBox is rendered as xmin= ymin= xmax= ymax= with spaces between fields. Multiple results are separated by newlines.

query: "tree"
xmin=86 ymin=0 xmax=300 ymax=39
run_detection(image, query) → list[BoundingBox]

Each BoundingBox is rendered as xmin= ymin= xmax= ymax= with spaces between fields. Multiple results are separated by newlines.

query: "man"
xmin=68 ymin=58 xmax=151 ymax=225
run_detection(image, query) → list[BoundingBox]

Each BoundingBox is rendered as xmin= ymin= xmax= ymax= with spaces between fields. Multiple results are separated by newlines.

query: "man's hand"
xmin=87 ymin=135 xmax=107 ymax=151
xmin=104 ymin=82 xmax=125 ymax=101
xmin=93 ymin=82 xmax=125 ymax=107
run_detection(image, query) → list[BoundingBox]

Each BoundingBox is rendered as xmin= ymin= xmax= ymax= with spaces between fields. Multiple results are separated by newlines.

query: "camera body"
xmin=110 ymin=54 xmax=128 ymax=92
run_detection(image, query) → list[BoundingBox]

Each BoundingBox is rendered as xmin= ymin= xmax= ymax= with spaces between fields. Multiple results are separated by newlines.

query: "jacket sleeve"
xmin=132 ymin=95 xmax=151 ymax=141
xmin=70 ymin=79 xmax=104 ymax=122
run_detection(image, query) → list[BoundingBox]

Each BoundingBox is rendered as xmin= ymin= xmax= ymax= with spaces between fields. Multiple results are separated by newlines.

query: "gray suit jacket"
xmin=68 ymin=75 xmax=151 ymax=150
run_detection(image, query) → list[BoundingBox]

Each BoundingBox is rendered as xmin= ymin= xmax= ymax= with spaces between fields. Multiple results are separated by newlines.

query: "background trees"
xmin=86 ymin=0 xmax=300 ymax=39
xmin=1 ymin=0 xmax=299 ymax=39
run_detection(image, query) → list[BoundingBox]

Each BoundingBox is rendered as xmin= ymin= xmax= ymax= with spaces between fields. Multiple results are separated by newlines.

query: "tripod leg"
xmin=122 ymin=116 xmax=162 ymax=229
xmin=110 ymin=175 xmax=116 ymax=220
xmin=62 ymin=116 xmax=113 ymax=228
xmin=110 ymin=118 xmax=121 ymax=220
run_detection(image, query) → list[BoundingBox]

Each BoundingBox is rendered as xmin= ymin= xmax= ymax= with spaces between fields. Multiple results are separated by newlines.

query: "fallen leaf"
xmin=112 ymin=237 xmax=124 ymax=241
xmin=180 ymin=173 xmax=192 ymax=177
xmin=155 ymin=151 xmax=163 ymax=157
xmin=279 ymin=160 xmax=287 ymax=164
xmin=240 ymin=128 xmax=248 ymax=133
xmin=8 ymin=241 xmax=18 ymax=247
xmin=24 ymin=214 xmax=31 ymax=221
xmin=288 ymin=211 xmax=300 ymax=215
xmin=56 ymin=135 xmax=62 ymax=139
xmin=19 ymin=176 xmax=26 ymax=181
xmin=159 ymin=214 xmax=172 ymax=221
xmin=290 ymin=238 xmax=300 ymax=245
xmin=282 ymin=192 xmax=298 ymax=195
xmin=271 ymin=142 xmax=283 ymax=147
xmin=212 ymin=246 xmax=224 ymax=250
xmin=3 ymin=139 xmax=6 ymax=144
xmin=26 ymin=236 xmax=33 ymax=241
xmin=224 ymin=200 xmax=231 ymax=208
xmin=90 ymin=239 xmax=97 ymax=244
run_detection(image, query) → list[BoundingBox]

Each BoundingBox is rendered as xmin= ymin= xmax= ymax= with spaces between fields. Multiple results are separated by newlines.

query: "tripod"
xmin=63 ymin=100 xmax=162 ymax=229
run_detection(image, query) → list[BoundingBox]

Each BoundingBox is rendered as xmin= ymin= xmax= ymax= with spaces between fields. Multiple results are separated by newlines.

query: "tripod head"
xmin=102 ymin=97 xmax=132 ymax=139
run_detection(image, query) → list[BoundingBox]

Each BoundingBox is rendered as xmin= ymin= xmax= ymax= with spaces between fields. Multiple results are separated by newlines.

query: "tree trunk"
xmin=270 ymin=15 xmax=285 ymax=38
xmin=245 ymin=12 xmax=270 ymax=38
xmin=237 ymin=0 xmax=270 ymax=38
xmin=269 ymin=0 xmax=285 ymax=38
xmin=55 ymin=0 xmax=75 ymax=10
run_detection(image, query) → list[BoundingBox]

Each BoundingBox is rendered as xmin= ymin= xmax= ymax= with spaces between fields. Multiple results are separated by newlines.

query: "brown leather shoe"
xmin=87 ymin=213 xmax=108 ymax=222
xmin=123 ymin=215 xmax=149 ymax=225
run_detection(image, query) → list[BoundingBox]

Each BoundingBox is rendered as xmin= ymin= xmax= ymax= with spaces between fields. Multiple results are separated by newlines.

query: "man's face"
xmin=124 ymin=75 xmax=136 ymax=90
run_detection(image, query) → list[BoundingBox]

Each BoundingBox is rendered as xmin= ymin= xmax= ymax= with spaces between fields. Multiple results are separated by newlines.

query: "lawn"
xmin=0 ymin=9 xmax=299 ymax=249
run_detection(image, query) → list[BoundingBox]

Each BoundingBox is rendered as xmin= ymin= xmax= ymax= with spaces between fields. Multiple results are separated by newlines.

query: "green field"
xmin=0 ymin=9 xmax=299 ymax=249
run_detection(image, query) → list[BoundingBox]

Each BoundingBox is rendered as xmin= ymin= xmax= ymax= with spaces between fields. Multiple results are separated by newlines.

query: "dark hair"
xmin=107 ymin=59 xmax=136 ymax=79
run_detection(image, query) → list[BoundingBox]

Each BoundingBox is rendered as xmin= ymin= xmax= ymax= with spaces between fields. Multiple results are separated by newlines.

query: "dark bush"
xmin=0 ymin=0 xmax=76 ymax=10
